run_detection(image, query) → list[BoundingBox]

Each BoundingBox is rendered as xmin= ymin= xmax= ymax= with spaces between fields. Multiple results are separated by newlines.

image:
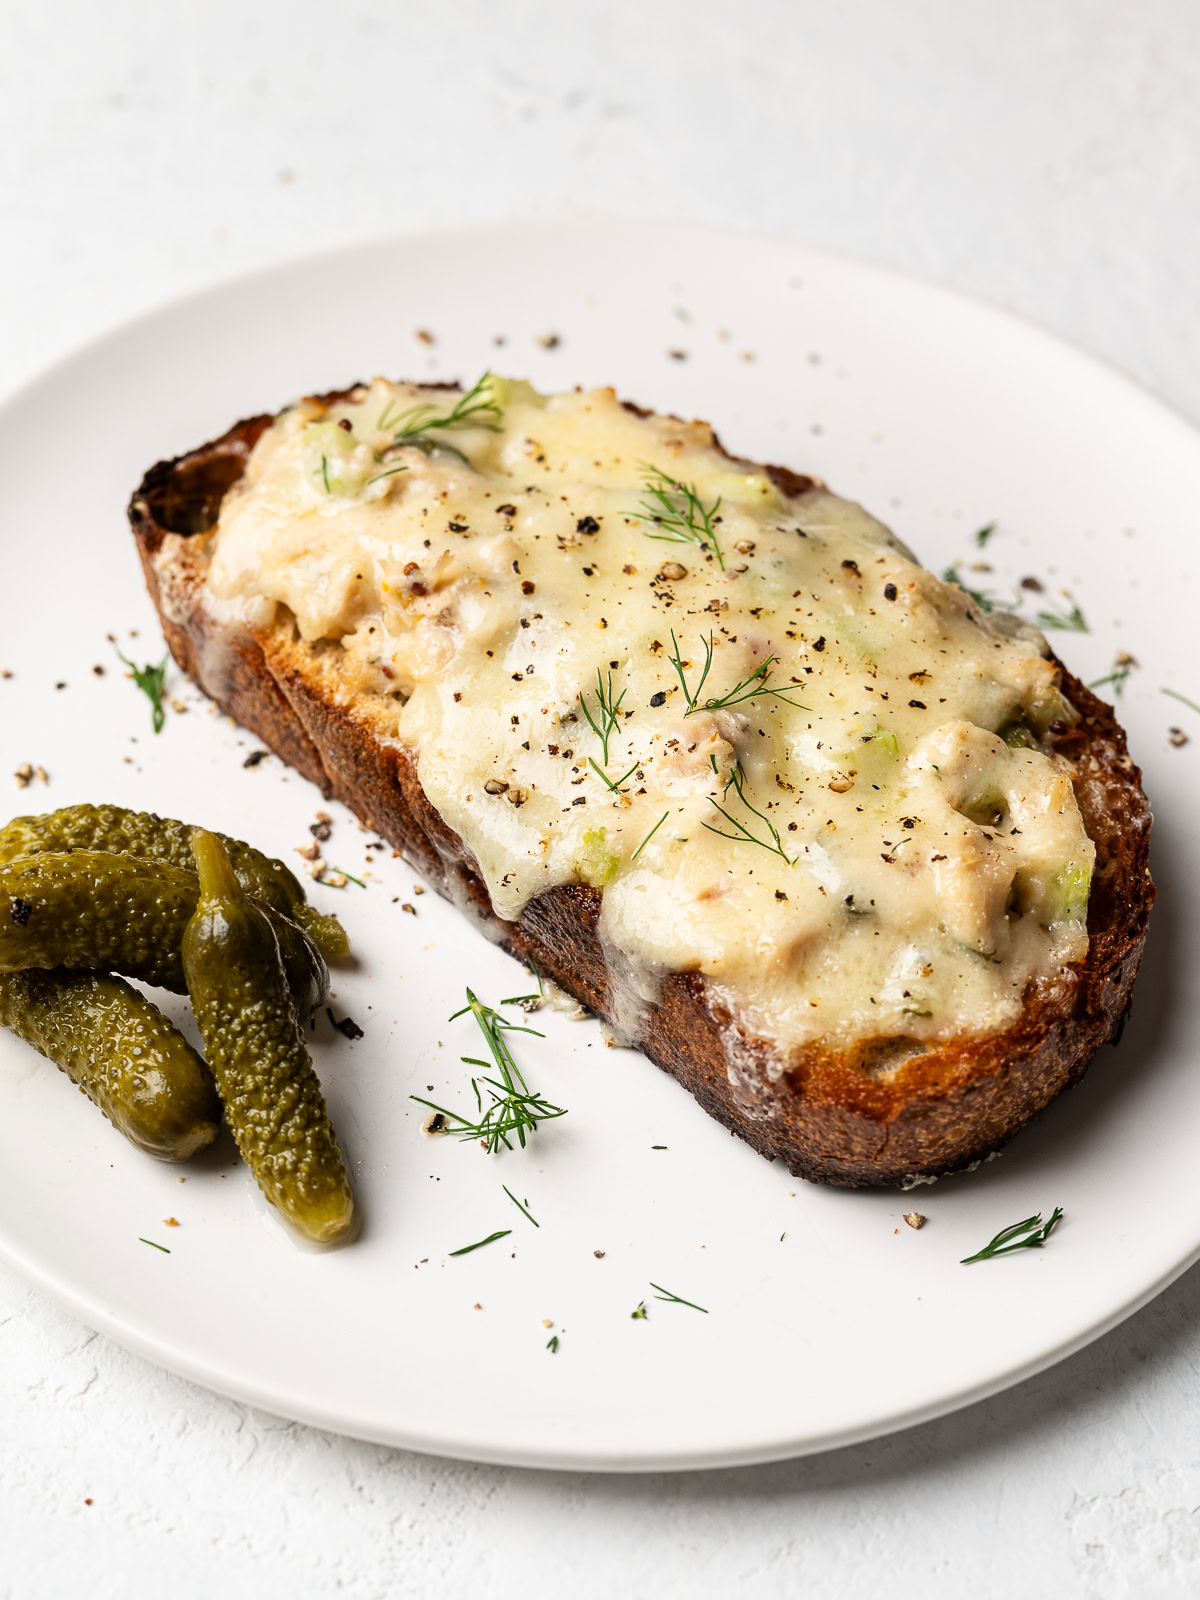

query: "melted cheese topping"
xmin=206 ymin=377 xmax=1094 ymax=1052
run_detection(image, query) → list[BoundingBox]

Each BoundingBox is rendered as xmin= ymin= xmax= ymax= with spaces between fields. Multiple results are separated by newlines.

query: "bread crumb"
xmin=542 ymin=1318 xmax=554 ymax=1328
xmin=13 ymin=763 xmax=33 ymax=787
xmin=536 ymin=332 xmax=561 ymax=349
xmin=163 ymin=1217 xmax=180 ymax=1227
xmin=903 ymin=1212 xmax=927 ymax=1229
xmin=1169 ymin=727 xmax=1189 ymax=748
xmin=414 ymin=328 xmax=436 ymax=345
xmin=593 ymin=1249 xmax=606 ymax=1259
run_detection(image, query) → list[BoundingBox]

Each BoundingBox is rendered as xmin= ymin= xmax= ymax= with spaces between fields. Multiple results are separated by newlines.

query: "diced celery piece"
xmin=1054 ymin=860 xmax=1092 ymax=921
xmin=578 ymin=827 xmax=620 ymax=887
xmin=303 ymin=420 xmax=363 ymax=497
xmin=1027 ymin=689 xmax=1078 ymax=735
xmin=486 ymin=375 xmax=545 ymax=411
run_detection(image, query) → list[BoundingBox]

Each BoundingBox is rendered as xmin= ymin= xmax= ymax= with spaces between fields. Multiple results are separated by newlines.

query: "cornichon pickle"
xmin=0 ymin=851 xmax=327 ymax=1015
xmin=0 ymin=969 xmax=220 ymax=1160
xmin=183 ymin=830 xmax=355 ymax=1243
xmin=0 ymin=803 xmax=348 ymax=961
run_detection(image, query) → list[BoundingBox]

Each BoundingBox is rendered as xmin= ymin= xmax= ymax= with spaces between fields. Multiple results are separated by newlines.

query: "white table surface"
xmin=3 ymin=1 xmax=1199 ymax=1593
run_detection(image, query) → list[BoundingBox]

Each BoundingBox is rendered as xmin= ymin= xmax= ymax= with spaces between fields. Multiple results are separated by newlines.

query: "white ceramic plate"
xmin=0 ymin=220 xmax=1193 ymax=1471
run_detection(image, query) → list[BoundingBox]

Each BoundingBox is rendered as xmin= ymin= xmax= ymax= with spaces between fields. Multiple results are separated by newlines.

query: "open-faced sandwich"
xmin=129 ymin=373 xmax=1153 ymax=1185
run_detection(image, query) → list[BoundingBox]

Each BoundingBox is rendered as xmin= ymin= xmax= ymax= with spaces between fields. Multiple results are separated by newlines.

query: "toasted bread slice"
xmin=128 ymin=385 xmax=1153 ymax=1186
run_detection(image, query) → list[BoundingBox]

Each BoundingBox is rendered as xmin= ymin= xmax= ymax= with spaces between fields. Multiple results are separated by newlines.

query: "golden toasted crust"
xmin=127 ymin=394 xmax=1154 ymax=1186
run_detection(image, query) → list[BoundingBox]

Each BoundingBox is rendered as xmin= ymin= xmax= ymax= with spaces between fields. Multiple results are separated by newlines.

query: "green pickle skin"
xmin=0 ymin=969 xmax=220 ymax=1159
xmin=0 ymin=803 xmax=349 ymax=962
xmin=0 ymin=851 xmax=328 ymax=1016
xmin=182 ymin=829 xmax=355 ymax=1243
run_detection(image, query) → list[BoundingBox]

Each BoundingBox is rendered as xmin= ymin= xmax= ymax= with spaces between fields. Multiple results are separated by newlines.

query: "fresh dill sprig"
xmin=703 ymin=764 xmax=795 ymax=865
xmin=409 ymin=988 xmax=567 ymax=1153
xmin=630 ymin=1302 xmax=649 ymax=1320
xmin=974 ymin=521 xmax=997 ymax=548
xmin=650 ymin=1281 xmax=709 ymax=1313
xmin=323 ymin=866 xmax=366 ymax=888
xmin=501 ymin=958 xmax=544 ymax=1009
xmin=365 ymin=463 xmax=410 ymax=489
xmin=630 ymin=810 xmax=669 ymax=863
xmin=666 ymin=631 xmax=808 ymax=715
xmin=943 ymin=565 xmax=1087 ymax=633
xmin=1162 ymin=687 xmax=1200 ymax=716
xmin=138 ymin=1237 xmax=170 ymax=1254
xmin=588 ymin=758 xmax=640 ymax=793
xmin=449 ymin=1228 xmax=512 ymax=1257
xmin=941 ymin=566 xmax=1017 ymax=615
xmin=1089 ymin=661 xmax=1133 ymax=697
xmin=880 ymin=834 xmax=914 ymax=865
xmin=1034 ymin=594 xmax=1088 ymax=633
xmin=699 ymin=657 xmax=809 ymax=714
xmin=114 ymin=646 xmax=168 ymax=734
xmin=960 ymin=1207 xmax=1063 ymax=1263
xmin=630 ymin=465 xmax=725 ymax=570
xmin=666 ymin=629 xmax=714 ymax=710
xmin=503 ymin=1184 xmax=539 ymax=1227
xmin=579 ymin=668 xmax=626 ymax=766
xmin=379 ymin=371 xmax=503 ymax=441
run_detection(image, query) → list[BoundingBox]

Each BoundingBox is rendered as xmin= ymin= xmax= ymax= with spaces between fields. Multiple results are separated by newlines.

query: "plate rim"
xmin=0 ymin=214 xmax=1195 ymax=1471
xmin=1 ymin=1216 xmax=1196 ymax=1471
xmin=6 ymin=210 xmax=1200 ymax=457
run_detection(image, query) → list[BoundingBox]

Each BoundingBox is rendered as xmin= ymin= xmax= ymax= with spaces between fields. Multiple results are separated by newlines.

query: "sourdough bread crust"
xmin=128 ymin=399 xmax=1154 ymax=1186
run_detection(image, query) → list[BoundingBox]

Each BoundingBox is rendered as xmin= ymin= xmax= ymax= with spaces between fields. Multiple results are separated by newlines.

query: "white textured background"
xmin=3 ymin=1 xmax=1199 ymax=1594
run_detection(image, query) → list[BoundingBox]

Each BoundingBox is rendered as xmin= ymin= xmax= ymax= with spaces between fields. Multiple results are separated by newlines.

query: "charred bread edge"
xmin=127 ymin=395 xmax=1155 ymax=1187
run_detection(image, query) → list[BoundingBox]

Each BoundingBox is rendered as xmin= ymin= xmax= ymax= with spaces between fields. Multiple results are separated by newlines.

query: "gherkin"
xmin=0 ymin=968 xmax=220 ymax=1160
xmin=182 ymin=829 xmax=355 ymax=1243
xmin=0 ymin=850 xmax=327 ymax=1016
xmin=0 ymin=803 xmax=348 ymax=962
